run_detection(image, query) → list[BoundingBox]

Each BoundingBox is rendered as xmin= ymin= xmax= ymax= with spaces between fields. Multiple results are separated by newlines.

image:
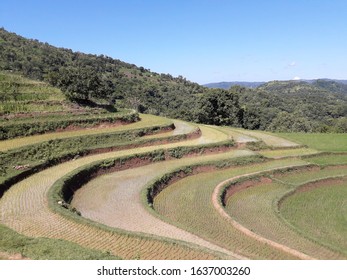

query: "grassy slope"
xmin=307 ymin=154 xmax=347 ymax=166
xmin=0 ymin=114 xmax=171 ymax=151
xmin=280 ymin=178 xmax=347 ymax=255
xmin=276 ymin=133 xmax=347 ymax=152
xmin=0 ymin=224 xmax=119 ymax=260
xmin=0 ymin=71 xmax=65 ymax=114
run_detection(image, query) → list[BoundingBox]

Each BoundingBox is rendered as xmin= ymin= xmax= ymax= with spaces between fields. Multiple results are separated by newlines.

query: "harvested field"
xmin=143 ymin=120 xmax=197 ymax=139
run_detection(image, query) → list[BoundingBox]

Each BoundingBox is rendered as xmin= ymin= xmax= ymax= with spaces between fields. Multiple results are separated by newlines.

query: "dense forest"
xmin=1 ymin=28 xmax=346 ymax=132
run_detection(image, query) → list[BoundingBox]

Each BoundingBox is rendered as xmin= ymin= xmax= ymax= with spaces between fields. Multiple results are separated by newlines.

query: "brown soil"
xmin=292 ymin=176 xmax=347 ymax=194
xmin=88 ymin=128 xmax=201 ymax=156
xmin=66 ymin=144 xmax=236 ymax=197
xmin=272 ymin=166 xmax=321 ymax=179
xmin=0 ymin=252 xmax=29 ymax=260
xmin=169 ymin=145 xmax=234 ymax=159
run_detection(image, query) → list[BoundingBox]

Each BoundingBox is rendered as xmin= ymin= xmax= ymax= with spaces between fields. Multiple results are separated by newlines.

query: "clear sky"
xmin=1 ymin=0 xmax=347 ymax=84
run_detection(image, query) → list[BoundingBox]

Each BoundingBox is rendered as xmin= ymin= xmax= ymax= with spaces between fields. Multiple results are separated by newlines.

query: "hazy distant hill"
xmin=204 ymin=79 xmax=347 ymax=92
xmin=203 ymin=81 xmax=265 ymax=89
xmin=311 ymin=79 xmax=347 ymax=95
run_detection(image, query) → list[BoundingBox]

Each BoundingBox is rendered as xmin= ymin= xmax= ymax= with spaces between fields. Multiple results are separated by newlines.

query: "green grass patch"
xmin=224 ymin=174 xmax=345 ymax=259
xmin=0 ymin=224 xmax=119 ymax=260
xmin=276 ymin=133 xmax=347 ymax=152
xmin=0 ymin=71 xmax=65 ymax=114
xmin=259 ymin=148 xmax=319 ymax=158
xmin=0 ymin=110 xmax=139 ymax=139
xmin=280 ymin=177 xmax=347 ymax=256
xmin=305 ymin=153 xmax=347 ymax=166
xmin=273 ymin=165 xmax=347 ymax=186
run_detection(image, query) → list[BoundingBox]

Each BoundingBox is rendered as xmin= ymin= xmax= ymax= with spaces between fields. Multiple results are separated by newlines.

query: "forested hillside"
xmin=240 ymin=81 xmax=347 ymax=132
xmin=1 ymin=28 xmax=346 ymax=132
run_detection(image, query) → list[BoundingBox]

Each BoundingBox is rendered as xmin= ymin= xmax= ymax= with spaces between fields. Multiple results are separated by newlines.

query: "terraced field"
xmin=223 ymin=167 xmax=347 ymax=259
xmin=0 ymin=103 xmax=346 ymax=259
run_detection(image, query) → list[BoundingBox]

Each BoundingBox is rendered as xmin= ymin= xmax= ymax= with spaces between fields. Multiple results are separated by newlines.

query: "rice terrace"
xmin=0 ymin=28 xmax=347 ymax=260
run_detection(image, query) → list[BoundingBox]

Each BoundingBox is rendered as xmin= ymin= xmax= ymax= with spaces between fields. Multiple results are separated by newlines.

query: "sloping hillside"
xmin=1 ymin=28 xmax=346 ymax=133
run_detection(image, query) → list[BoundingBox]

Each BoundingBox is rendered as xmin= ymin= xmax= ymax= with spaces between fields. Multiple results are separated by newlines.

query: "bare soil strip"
xmin=0 ymin=252 xmax=29 ymax=260
xmin=232 ymin=129 xmax=299 ymax=147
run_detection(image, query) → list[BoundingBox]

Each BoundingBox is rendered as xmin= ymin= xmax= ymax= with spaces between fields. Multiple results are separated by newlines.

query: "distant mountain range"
xmin=204 ymin=79 xmax=347 ymax=90
xmin=203 ymin=81 xmax=265 ymax=89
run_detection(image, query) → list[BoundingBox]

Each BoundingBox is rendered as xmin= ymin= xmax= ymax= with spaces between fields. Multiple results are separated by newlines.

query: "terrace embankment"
xmin=217 ymin=165 xmax=347 ymax=259
xmin=0 ymin=120 xmax=243 ymax=259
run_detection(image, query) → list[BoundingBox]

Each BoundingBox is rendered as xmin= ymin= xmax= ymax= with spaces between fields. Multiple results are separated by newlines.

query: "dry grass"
xmin=233 ymin=128 xmax=299 ymax=147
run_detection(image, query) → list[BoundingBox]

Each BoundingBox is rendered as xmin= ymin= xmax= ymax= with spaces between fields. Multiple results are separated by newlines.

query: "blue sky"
xmin=1 ymin=0 xmax=347 ymax=84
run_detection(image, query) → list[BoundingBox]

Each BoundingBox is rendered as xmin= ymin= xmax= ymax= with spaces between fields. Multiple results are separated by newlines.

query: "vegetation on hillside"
xmin=1 ymin=28 xmax=346 ymax=132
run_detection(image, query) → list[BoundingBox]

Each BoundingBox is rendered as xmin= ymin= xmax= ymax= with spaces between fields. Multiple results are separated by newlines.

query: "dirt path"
xmin=232 ymin=129 xmax=299 ymax=147
xmin=0 ymin=252 xmax=28 ymax=260
xmin=143 ymin=120 xmax=197 ymax=139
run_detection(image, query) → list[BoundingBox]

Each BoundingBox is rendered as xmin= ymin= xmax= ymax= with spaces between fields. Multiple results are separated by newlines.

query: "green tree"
xmin=195 ymin=89 xmax=242 ymax=126
xmin=54 ymin=67 xmax=114 ymax=102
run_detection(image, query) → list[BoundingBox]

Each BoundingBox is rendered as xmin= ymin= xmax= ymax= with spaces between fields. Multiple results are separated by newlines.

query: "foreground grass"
xmin=276 ymin=133 xmax=347 ymax=152
xmin=0 ymin=224 xmax=119 ymax=260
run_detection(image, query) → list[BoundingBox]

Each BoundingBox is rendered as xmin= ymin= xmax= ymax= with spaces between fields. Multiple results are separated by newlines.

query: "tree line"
xmin=1 ymin=28 xmax=346 ymax=132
